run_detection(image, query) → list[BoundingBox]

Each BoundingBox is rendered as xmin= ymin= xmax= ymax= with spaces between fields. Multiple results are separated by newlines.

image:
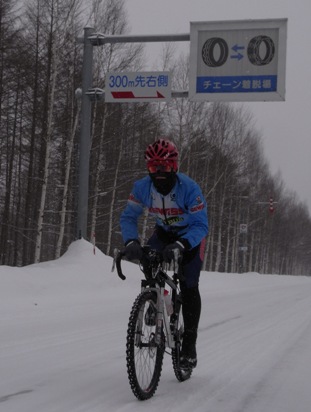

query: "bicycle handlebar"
xmin=111 ymin=247 xmax=182 ymax=282
xmin=112 ymin=249 xmax=126 ymax=280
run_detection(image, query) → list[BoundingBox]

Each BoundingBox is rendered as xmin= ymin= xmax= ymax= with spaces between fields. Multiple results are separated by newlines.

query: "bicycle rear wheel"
xmin=126 ymin=291 xmax=165 ymax=400
xmin=171 ymin=300 xmax=193 ymax=381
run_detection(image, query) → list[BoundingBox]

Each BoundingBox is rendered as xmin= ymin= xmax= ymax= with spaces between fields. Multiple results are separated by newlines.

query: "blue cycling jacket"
xmin=120 ymin=173 xmax=208 ymax=249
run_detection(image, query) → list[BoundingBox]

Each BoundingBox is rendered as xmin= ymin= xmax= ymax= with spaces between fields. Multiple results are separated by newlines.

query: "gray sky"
xmin=124 ymin=0 xmax=311 ymax=213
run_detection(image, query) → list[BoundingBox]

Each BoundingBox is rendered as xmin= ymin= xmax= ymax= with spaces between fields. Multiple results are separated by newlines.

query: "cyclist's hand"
xmin=123 ymin=239 xmax=143 ymax=261
xmin=163 ymin=240 xmax=187 ymax=263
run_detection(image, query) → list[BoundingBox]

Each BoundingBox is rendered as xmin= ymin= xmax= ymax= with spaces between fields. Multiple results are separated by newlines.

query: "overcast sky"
xmin=124 ymin=0 xmax=311 ymax=213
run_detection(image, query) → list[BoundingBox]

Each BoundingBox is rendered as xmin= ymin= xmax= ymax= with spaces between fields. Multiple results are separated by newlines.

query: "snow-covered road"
xmin=1 ymin=240 xmax=311 ymax=412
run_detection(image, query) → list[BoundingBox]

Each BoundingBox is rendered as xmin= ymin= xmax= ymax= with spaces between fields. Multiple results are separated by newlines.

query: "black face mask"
xmin=149 ymin=172 xmax=177 ymax=195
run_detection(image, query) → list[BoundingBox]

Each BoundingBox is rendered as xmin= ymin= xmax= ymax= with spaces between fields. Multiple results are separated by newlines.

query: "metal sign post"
xmin=76 ymin=31 xmax=188 ymax=239
xmin=77 ymin=27 xmax=94 ymax=240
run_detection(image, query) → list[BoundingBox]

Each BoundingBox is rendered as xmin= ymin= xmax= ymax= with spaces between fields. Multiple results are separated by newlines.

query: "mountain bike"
xmin=112 ymin=246 xmax=193 ymax=400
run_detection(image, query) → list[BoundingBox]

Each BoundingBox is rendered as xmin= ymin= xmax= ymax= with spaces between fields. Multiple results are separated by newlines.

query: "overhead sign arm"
xmin=78 ymin=33 xmax=190 ymax=46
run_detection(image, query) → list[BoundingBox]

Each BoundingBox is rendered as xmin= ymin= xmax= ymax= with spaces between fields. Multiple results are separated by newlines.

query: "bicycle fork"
xmin=151 ymin=287 xmax=176 ymax=349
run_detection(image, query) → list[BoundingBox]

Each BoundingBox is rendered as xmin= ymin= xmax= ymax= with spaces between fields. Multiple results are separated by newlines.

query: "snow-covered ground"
xmin=1 ymin=240 xmax=311 ymax=412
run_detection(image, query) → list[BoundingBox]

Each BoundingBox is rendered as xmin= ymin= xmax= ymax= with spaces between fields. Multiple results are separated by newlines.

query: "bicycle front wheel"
xmin=126 ymin=291 xmax=165 ymax=400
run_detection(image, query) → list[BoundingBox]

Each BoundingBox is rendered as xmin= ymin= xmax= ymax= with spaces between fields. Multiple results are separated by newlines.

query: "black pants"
xmin=147 ymin=227 xmax=204 ymax=348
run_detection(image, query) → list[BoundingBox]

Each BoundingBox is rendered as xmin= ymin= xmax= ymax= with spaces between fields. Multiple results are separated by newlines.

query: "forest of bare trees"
xmin=1 ymin=0 xmax=310 ymax=274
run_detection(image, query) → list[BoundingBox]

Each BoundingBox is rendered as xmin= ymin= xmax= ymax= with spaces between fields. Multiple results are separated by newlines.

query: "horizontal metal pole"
xmin=172 ymin=90 xmax=189 ymax=98
xmin=84 ymin=33 xmax=190 ymax=46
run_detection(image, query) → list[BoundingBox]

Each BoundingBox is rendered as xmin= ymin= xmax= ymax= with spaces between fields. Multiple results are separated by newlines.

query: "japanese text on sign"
xmin=108 ymin=74 xmax=169 ymax=89
xmin=105 ymin=71 xmax=172 ymax=102
xmin=197 ymin=75 xmax=277 ymax=93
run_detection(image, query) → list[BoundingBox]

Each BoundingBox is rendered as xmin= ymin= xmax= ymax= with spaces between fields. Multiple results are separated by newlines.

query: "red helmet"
xmin=145 ymin=139 xmax=178 ymax=171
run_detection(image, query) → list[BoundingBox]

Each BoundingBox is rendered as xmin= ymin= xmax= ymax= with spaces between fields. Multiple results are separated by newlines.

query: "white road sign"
xmin=189 ymin=19 xmax=287 ymax=102
xmin=105 ymin=71 xmax=171 ymax=103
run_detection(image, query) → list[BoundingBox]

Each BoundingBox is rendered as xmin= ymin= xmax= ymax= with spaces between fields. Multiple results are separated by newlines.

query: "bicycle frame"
xmin=140 ymin=278 xmax=176 ymax=349
xmin=113 ymin=247 xmax=182 ymax=349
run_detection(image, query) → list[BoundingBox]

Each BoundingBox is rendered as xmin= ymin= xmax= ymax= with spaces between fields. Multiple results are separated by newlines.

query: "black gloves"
xmin=124 ymin=239 xmax=143 ymax=261
xmin=162 ymin=239 xmax=190 ymax=263
xmin=123 ymin=238 xmax=191 ymax=263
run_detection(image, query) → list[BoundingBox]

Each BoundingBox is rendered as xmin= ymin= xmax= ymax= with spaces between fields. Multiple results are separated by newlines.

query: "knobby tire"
xmin=126 ymin=291 xmax=165 ymax=400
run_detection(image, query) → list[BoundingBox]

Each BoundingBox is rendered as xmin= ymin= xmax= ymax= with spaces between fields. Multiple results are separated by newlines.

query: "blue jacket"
xmin=120 ymin=173 xmax=208 ymax=249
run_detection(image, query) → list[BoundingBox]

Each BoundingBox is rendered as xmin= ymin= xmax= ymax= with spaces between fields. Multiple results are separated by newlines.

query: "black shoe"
xmin=180 ymin=345 xmax=197 ymax=369
xmin=145 ymin=303 xmax=156 ymax=326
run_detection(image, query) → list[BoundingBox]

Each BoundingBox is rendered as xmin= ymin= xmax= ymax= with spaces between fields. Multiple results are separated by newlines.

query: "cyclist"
xmin=120 ymin=138 xmax=208 ymax=369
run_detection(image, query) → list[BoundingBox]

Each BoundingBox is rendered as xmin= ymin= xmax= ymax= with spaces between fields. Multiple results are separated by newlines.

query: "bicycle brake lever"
xmin=112 ymin=249 xmax=126 ymax=280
